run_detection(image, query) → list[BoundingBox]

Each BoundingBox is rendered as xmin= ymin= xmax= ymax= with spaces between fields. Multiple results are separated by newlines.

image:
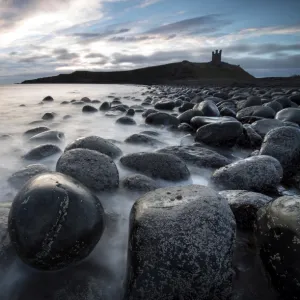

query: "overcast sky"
xmin=0 ymin=0 xmax=300 ymax=83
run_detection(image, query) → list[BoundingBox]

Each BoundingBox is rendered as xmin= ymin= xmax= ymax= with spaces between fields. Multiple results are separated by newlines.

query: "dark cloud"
xmin=19 ymin=55 xmax=50 ymax=63
xmin=85 ymin=53 xmax=107 ymax=59
xmin=108 ymin=34 xmax=176 ymax=42
xmin=146 ymin=14 xmax=231 ymax=35
xmin=10 ymin=51 xmax=18 ymax=56
xmin=52 ymin=48 xmax=79 ymax=60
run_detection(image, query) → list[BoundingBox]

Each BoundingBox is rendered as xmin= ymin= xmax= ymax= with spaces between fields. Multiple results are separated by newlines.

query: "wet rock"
xmin=23 ymin=144 xmax=62 ymax=160
xmin=275 ymin=108 xmax=300 ymax=125
xmin=19 ymin=104 xmax=26 ymax=107
xmin=154 ymin=100 xmax=175 ymax=110
xmin=124 ymin=185 xmax=236 ymax=300
xmin=145 ymin=112 xmax=180 ymax=127
xmin=263 ymin=100 xmax=282 ymax=113
xmin=190 ymin=116 xmax=236 ymax=129
xmin=8 ymin=172 xmax=105 ymax=271
xmin=272 ymin=97 xmax=292 ymax=108
xmin=220 ymin=190 xmax=272 ymax=230
xmin=236 ymin=125 xmax=263 ymax=149
xmin=220 ymin=107 xmax=236 ymax=117
xmin=122 ymin=174 xmax=158 ymax=192
xmin=259 ymin=126 xmax=300 ymax=178
xmin=177 ymin=109 xmax=203 ymax=124
xmin=82 ymin=105 xmax=98 ymax=113
xmin=236 ymin=106 xmax=275 ymax=120
xmin=178 ymin=123 xmax=194 ymax=132
xmin=178 ymin=102 xmax=194 ymax=112
xmin=256 ymin=196 xmax=300 ymax=299
xmin=139 ymin=130 xmax=160 ymax=136
xmin=43 ymin=96 xmax=53 ymax=102
xmin=8 ymin=164 xmax=50 ymax=190
xmin=157 ymin=145 xmax=231 ymax=169
xmin=24 ymin=126 xmax=50 ymax=138
xmin=42 ymin=112 xmax=55 ymax=120
xmin=65 ymin=136 xmax=122 ymax=159
xmin=30 ymin=130 xmax=65 ymax=143
xmin=211 ymin=155 xmax=283 ymax=192
xmin=91 ymin=100 xmax=100 ymax=103
xmin=251 ymin=119 xmax=286 ymax=138
xmin=142 ymin=109 xmax=158 ymax=118
xmin=72 ymin=101 xmax=84 ymax=105
xmin=56 ymin=149 xmax=119 ymax=191
xmin=237 ymin=96 xmax=261 ymax=111
xmin=116 ymin=116 xmax=136 ymax=125
xmin=126 ymin=108 xmax=135 ymax=116
xmin=63 ymin=114 xmax=72 ymax=120
xmin=0 ymin=134 xmax=12 ymax=140
xmin=120 ymin=152 xmax=190 ymax=181
xmin=110 ymin=104 xmax=128 ymax=112
xmin=290 ymin=93 xmax=300 ymax=105
xmin=194 ymin=99 xmax=220 ymax=117
xmin=61 ymin=101 xmax=69 ymax=105
xmin=195 ymin=119 xmax=243 ymax=147
xmin=124 ymin=134 xmax=163 ymax=146
xmin=99 ymin=102 xmax=110 ymax=111
xmin=81 ymin=97 xmax=91 ymax=103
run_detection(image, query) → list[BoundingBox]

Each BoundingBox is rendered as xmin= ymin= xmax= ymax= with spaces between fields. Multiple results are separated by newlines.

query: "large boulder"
xmin=145 ymin=112 xmax=179 ymax=127
xmin=157 ymin=145 xmax=231 ymax=169
xmin=220 ymin=190 xmax=272 ymax=230
xmin=154 ymin=100 xmax=175 ymax=110
xmin=56 ymin=149 xmax=119 ymax=191
xmin=99 ymin=101 xmax=110 ymax=111
xmin=82 ymin=105 xmax=98 ymax=113
xmin=259 ymin=126 xmax=300 ymax=178
xmin=275 ymin=108 xmax=300 ymax=125
xmin=42 ymin=96 xmax=53 ymax=102
xmin=23 ymin=144 xmax=62 ymax=160
xmin=8 ymin=172 xmax=105 ymax=271
xmin=124 ymin=185 xmax=236 ymax=300
xmin=24 ymin=127 xmax=50 ymax=138
xmin=116 ymin=116 xmax=136 ymax=125
xmin=42 ymin=112 xmax=55 ymax=120
xmin=8 ymin=164 xmax=50 ymax=190
xmin=236 ymin=106 xmax=275 ymax=120
xmin=195 ymin=119 xmax=243 ymax=147
xmin=177 ymin=109 xmax=203 ymax=124
xmin=193 ymin=100 xmax=220 ymax=117
xmin=65 ymin=136 xmax=122 ymax=159
xmin=190 ymin=116 xmax=236 ymax=129
xmin=211 ymin=155 xmax=283 ymax=192
xmin=236 ymin=125 xmax=263 ymax=149
xmin=251 ymin=119 xmax=286 ymax=138
xmin=120 ymin=152 xmax=190 ymax=181
xmin=237 ymin=96 xmax=261 ymax=111
xmin=29 ymin=130 xmax=65 ymax=143
xmin=256 ymin=196 xmax=300 ymax=299
xmin=263 ymin=100 xmax=282 ymax=113
xmin=122 ymin=174 xmax=158 ymax=192
xmin=124 ymin=134 xmax=163 ymax=146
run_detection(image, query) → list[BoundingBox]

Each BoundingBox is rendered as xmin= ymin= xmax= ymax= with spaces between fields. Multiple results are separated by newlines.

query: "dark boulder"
xmin=42 ymin=113 xmax=55 ymax=120
xmin=116 ymin=116 xmax=136 ymax=125
xmin=81 ymin=97 xmax=91 ymax=103
xmin=191 ymin=116 xmax=236 ymax=130
xmin=56 ymin=149 xmax=119 ymax=191
xmin=263 ymin=100 xmax=282 ymax=113
xmin=82 ymin=105 xmax=98 ymax=113
xmin=237 ymin=96 xmax=261 ymax=111
xmin=8 ymin=164 xmax=50 ymax=190
xmin=290 ymin=93 xmax=300 ymax=105
xmin=178 ymin=102 xmax=194 ymax=112
xmin=23 ymin=144 xmax=62 ymax=160
xmin=251 ymin=119 xmax=286 ymax=138
xmin=194 ymin=100 xmax=220 ymax=117
xmin=142 ymin=109 xmax=158 ymax=118
xmin=99 ymin=102 xmax=110 ymax=111
xmin=124 ymin=185 xmax=236 ymax=300
xmin=154 ymin=100 xmax=175 ymax=110
xmin=126 ymin=108 xmax=135 ymax=116
xmin=29 ymin=130 xmax=65 ymax=143
xmin=237 ymin=106 xmax=275 ymax=120
xmin=177 ymin=109 xmax=203 ymax=124
xmin=145 ymin=112 xmax=180 ymax=127
xmin=60 ymin=101 xmax=69 ymax=105
xmin=220 ymin=107 xmax=236 ymax=117
xmin=64 ymin=136 xmax=122 ymax=159
xmin=275 ymin=108 xmax=300 ymax=125
xmin=178 ymin=123 xmax=194 ymax=133
xmin=122 ymin=174 xmax=158 ymax=192
xmin=124 ymin=134 xmax=163 ymax=146
xmin=211 ymin=155 xmax=283 ymax=192
xmin=120 ymin=152 xmax=190 ymax=181
xmin=236 ymin=125 xmax=263 ymax=149
xmin=24 ymin=127 xmax=50 ymax=138
xmin=42 ymin=96 xmax=53 ymax=102
xmin=8 ymin=172 xmax=105 ymax=271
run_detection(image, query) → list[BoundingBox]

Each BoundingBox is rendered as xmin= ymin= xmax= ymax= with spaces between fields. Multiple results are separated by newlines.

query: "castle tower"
xmin=211 ymin=49 xmax=222 ymax=65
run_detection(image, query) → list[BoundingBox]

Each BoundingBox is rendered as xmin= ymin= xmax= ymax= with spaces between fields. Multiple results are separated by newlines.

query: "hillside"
xmin=21 ymin=61 xmax=255 ymax=84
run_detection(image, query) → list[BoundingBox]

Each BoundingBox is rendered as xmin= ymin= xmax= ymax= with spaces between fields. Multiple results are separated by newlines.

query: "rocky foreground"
xmin=2 ymin=85 xmax=300 ymax=299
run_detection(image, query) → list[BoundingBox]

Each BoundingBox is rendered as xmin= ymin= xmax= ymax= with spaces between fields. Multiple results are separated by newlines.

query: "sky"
xmin=0 ymin=0 xmax=300 ymax=83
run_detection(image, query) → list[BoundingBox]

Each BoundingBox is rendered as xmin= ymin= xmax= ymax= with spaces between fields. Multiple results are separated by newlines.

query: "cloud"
xmin=85 ymin=53 xmax=108 ymax=59
xmin=52 ymin=48 xmax=79 ymax=60
xmin=19 ymin=55 xmax=51 ymax=63
xmin=138 ymin=0 xmax=162 ymax=8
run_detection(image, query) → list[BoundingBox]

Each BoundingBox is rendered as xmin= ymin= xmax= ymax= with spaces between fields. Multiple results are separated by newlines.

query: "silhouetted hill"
xmin=21 ymin=61 xmax=255 ymax=84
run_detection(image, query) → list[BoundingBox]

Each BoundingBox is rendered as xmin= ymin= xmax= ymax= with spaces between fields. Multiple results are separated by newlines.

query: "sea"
xmin=0 ymin=83 xmax=211 ymax=300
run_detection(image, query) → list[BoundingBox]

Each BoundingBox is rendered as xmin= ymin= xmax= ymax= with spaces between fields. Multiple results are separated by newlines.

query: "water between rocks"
xmin=0 ymin=83 xmax=234 ymax=300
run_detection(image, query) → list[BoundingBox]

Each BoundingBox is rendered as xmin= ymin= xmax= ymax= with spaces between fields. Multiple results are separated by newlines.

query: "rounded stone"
xmin=237 ymin=96 xmax=261 ymax=111
xmin=122 ymin=174 xmax=158 ymax=192
xmin=145 ymin=112 xmax=180 ymax=127
xmin=290 ymin=93 xmax=300 ymax=105
xmin=124 ymin=134 xmax=163 ymax=146
xmin=81 ymin=97 xmax=91 ymax=103
xmin=251 ymin=119 xmax=286 ymax=138
xmin=177 ymin=109 xmax=203 ymax=124
xmin=42 ymin=113 xmax=55 ymax=120
xmin=29 ymin=130 xmax=65 ymax=143
xmin=263 ymin=100 xmax=282 ymax=113
xmin=120 ymin=152 xmax=190 ymax=181
xmin=190 ymin=116 xmax=235 ymax=129
xmin=211 ymin=155 xmax=283 ymax=192
xmin=8 ymin=172 xmax=105 ymax=271
xmin=124 ymin=185 xmax=236 ymax=300
xmin=236 ymin=106 xmax=275 ymax=120
xmin=178 ymin=102 xmax=194 ymax=112
xmin=116 ymin=116 xmax=136 ymax=125
xmin=154 ymin=100 xmax=175 ymax=110
xmin=275 ymin=108 xmax=300 ymax=125
xmin=43 ymin=96 xmax=53 ymax=102
xmin=64 ymin=136 xmax=122 ymax=159
xmin=99 ymin=102 xmax=110 ymax=111
xmin=236 ymin=125 xmax=263 ymax=149
xmin=82 ymin=105 xmax=98 ymax=113
xmin=60 ymin=101 xmax=69 ymax=105
xmin=194 ymin=99 xmax=220 ymax=117
xmin=8 ymin=164 xmax=50 ymax=190
xmin=24 ymin=127 xmax=50 ymax=138
xmin=256 ymin=196 xmax=300 ymax=298
xmin=142 ymin=109 xmax=158 ymax=118
xmin=56 ymin=149 xmax=119 ymax=191
xmin=126 ymin=108 xmax=135 ymax=116
xmin=178 ymin=123 xmax=194 ymax=133
xmin=23 ymin=144 xmax=62 ymax=160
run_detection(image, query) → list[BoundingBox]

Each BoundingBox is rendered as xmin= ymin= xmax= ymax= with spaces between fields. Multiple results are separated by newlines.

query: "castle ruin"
xmin=211 ymin=49 xmax=222 ymax=65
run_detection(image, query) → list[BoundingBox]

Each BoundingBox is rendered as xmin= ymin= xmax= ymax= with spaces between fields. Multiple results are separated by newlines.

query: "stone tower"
xmin=211 ymin=49 xmax=222 ymax=65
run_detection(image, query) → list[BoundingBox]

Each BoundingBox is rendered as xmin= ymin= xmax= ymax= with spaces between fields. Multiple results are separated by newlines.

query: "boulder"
xmin=259 ymin=126 xmax=300 ymax=178
xmin=237 ymin=96 xmax=261 ymax=111
xmin=142 ymin=109 xmax=158 ymax=118
xmin=65 ymin=136 xmax=122 ymax=159
xmin=195 ymin=120 xmax=243 ymax=147
xmin=263 ymin=100 xmax=282 ymax=113
xmin=56 ymin=149 xmax=119 ymax=191
xmin=220 ymin=190 xmax=272 ymax=230
xmin=177 ymin=109 xmax=203 ymax=124
xmin=24 ymin=126 xmax=50 ymax=138
xmin=251 ymin=119 xmax=286 ymax=138
xmin=290 ymin=93 xmax=300 ymax=105
xmin=8 ymin=173 xmax=105 ymax=271
xmin=116 ymin=116 xmax=136 ymax=125
xmin=178 ymin=123 xmax=194 ymax=133
xmin=23 ymin=144 xmax=62 ymax=160
xmin=120 ymin=152 xmax=190 ymax=181
xmin=211 ymin=155 xmax=283 ymax=192
xmin=190 ymin=116 xmax=236 ymax=129
xmin=124 ymin=134 xmax=163 ymax=146
xmin=220 ymin=107 xmax=236 ymax=117
xmin=99 ymin=102 xmax=110 ymax=111
xmin=236 ymin=106 xmax=275 ymax=120
xmin=29 ymin=130 xmax=65 ymax=143
xmin=157 ymin=145 xmax=231 ymax=169
xmin=82 ymin=105 xmax=98 ymax=113
xmin=126 ymin=109 xmax=135 ymax=116
xmin=122 ymin=174 xmax=158 ymax=192
xmin=193 ymin=100 xmax=220 ymax=117
xmin=60 ymin=101 xmax=69 ymax=105
xmin=81 ymin=97 xmax=91 ymax=103
xmin=124 ymin=185 xmax=236 ymax=300
xmin=236 ymin=125 xmax=263 ymax=149
xmin=145 ymin=112 xmax=180 ymax=127
xmin=8 ymin=164 xmax=50 ymax=190
xmin=42 ymin=112 xmax=55 ymax=120
xmin=256 ymin=196 xmax=300 ymax=299
xmin=42 ymin=96 xmax=53 ymax=102
xmin=178 ymin=102 xmax=194 ymax=112
xmin=275 ymin=108 xmax=300 ymax=125
xmin=154 ymin=100 xmax=175 ymax=110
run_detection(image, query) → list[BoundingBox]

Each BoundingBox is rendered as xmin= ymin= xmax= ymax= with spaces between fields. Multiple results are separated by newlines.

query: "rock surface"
xmin=23 ymin=144 xmax=62 ymax=160
xmin=122 ymin=174 xmax=158 ymax=192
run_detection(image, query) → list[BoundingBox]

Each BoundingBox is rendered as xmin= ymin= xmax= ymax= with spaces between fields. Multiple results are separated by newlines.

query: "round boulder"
xmin=251 ymin=119 xmax=286 ymax=138
xmin=8 ymin=172 xmax=105 ymax=271
xmin=24 ymin=127 xmax=50 ymax=138
xmin=236 ymin=106 xmax=275 ymax=120
xmin=177 ymin=109 xmax=203 ymax=124
xmin=116 ymin=116 xmax=136 ymax=125
xmin=275 ymin=108 xmax=300 ymax=125
xmin=99 ymin=102 xmax=110 ymax=111
xmin=122 ymin=174 xmax=158 ymax=192
xmin=42 ymin=96 xmax=53 ymax=102
xmin=124 ymin=185 xmax=236 ymax=300
xmin=124 ymin=134 xmax=163 ymax=147
xmin=211 ymin=155 xmax=283 ymax=192
xmin=194 ymin=100 xmax=220 ymax=117
xmin=56 ymin=149 xmax=119 ymax=191
xmin=64 ymin=136 xmax=122 ymax=159
xmin=145 ymin=112 xmax=180 ymax=127
xmin=29 ymin=130 xmax=65 ymax=143
xmin=23 ymin=144 xmax=62 ymax=160
xmin=82 ymin=105 xmax=98 ymax=113
xmin=154 ymin=100 xmax=175 ymax=110
xmin=42 ymin=113 xmax=55 ymax=120
xmin=120 ymin=152 xmax=190 ymax=181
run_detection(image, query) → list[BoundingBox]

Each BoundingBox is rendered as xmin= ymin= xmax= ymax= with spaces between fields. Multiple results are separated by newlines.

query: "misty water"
xmin=0 ymin=83 xmax=213 ymax=300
